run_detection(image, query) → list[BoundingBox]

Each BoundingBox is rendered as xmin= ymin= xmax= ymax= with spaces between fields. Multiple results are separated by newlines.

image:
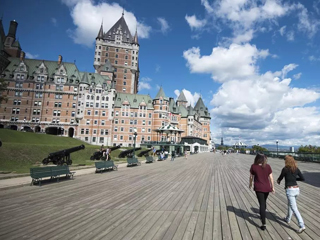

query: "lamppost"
xmin=276 ymin=140 xmax=279 ymax=157
xmin=133 ymin=128 xmax=138 ymax=158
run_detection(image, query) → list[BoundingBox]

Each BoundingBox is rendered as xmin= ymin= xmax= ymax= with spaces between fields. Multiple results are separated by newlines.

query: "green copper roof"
xmin=178 ymin=105 xmax=188 ymax=117
xmin=187 ymin=105 xmax=195 ymax=116
xmin=3 ymin=57 xmax=81 ymax=83
xmin=194 ymin=97 xmax=211 ymax=118
xmin=79 ymin=72 xmax=109 ymax=86
xmin=177 ymin=90 xmax=187 ymax=102
xmin=114 ymin=93 xmax=154 ymax=109
xmin=154 ymin=86 xmax=168 ymax=100
xmin=169 ymin=98 xmax=179 ymax=113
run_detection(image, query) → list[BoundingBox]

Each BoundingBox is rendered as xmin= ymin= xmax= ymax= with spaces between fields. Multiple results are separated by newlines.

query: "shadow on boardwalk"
xmin=302 ymin=171 xmax=320 ymax=188
xmin=227 ymin=206 xmax=293 ymax=230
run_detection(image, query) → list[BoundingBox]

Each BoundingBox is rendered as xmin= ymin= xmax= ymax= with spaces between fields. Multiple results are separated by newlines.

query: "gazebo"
xmin=234 ymin=141 xmax=247 ymax=149
xmin=153 ymin=124 xmax=184 ymax=144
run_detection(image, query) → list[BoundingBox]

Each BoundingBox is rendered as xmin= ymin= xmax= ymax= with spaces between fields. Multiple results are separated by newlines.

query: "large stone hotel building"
xmin=0 ymin=15 xmax=211 ymax=151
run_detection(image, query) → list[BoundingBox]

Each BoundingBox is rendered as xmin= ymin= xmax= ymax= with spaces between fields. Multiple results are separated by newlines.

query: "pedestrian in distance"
xmin=249 ymin=153 xmax=275 ymax=231
xmin=171 ymin=150 xmax=175 ymax=161
xmin=184 ymin=150 xmax=187 ymax=159
xmin=277 ymin=155 xmax=306 ymax=233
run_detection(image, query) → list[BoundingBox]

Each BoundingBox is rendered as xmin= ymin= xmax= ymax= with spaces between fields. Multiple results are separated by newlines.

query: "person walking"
xmin=277 ymin=155 xmax=306 ymax=233
xmin=184 ymin=150 xmax=187 ymax=159
xmin=249 ymin=153 xmax=275 ymax=231
xmin=171 ymin=150 xmax=175 ymax=161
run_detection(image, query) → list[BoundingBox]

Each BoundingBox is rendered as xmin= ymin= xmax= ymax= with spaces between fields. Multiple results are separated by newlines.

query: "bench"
xmin=127 ymin=157 xmax=141 ymax=167
xmin=145 ymin=156 xmax=155 ymax=163
xmin=95 ymin=161 xmax=118 ymax=173
xmin=30 ymin=166 xmax=75 ymax=186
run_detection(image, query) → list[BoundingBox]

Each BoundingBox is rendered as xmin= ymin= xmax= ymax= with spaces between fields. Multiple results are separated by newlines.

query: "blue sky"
xmin=2 ymin=0 xmax=320 ymax=146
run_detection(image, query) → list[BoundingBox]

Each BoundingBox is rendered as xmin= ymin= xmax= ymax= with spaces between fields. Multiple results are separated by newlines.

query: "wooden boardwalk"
xmin=0 ymin=153 xmax=320 ymax=240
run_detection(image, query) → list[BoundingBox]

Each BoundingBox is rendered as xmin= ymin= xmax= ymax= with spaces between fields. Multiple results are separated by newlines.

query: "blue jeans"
xmin=286 ymin=188 xmax=305 ymax=228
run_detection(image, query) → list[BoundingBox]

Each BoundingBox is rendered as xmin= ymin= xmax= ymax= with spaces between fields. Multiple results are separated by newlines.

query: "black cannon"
xmin=90 ymin=145 xmax=121 ymax=161
xmin=42 ymin=145 xmax=85 ymax=165
xmin=138 ymin=149 xmax=152 ymax=157
xmin=118 ymin=147 xmax=141 ymax=158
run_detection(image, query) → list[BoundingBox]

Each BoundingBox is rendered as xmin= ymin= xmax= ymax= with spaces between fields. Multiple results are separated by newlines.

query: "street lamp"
xmin=133 ymin=128 xmax=138 ymax=158
xmin=276 ymin=140 xmax=279 ymax=157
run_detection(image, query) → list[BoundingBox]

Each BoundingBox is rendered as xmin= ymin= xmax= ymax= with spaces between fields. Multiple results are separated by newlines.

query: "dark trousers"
xmin=256 ymin=191 xmax=269 ymax=225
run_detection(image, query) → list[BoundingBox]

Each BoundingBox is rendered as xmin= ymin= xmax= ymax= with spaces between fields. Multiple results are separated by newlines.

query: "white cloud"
xmin=138 ymin=82 xmax=151 ymax=91
xmin=296 ymin=3 xmax=320 ymax=38
xmin=286 ymin=30 xmax=294 ymax=41
xmin=279 ymin=25 xmax=286 ymax=36
xmin=281 ymin=64 xmax=298 ymax=79
xmin=309 ymin=55 xmax=320 ymax=61
xmin=183 ymin=43 xmax=269 ymax=83
xmin=155 ymin=64 xmax=161 ymax=73
xmin=293 ymin=72 xmax=302 ymax=80
xmin=62 ymin=0 xmax=152 ymax=47
xmin=157 ymin=17 xmax=170 ymax=34
xmin=141 ymin=77 xmax=152 ymax=82
xmin=194 ymin=1 xmax=320 ymax=45
xmin=25 ymin=52 xmax=39 ymax=59
xmin=183 ymin=40 xmax=320 ymax=145
xmin=138 ymin=77 xmax=152 ymax=91
xmin=231 ymin=29 xmax=254 ymax=44
xmin=185 ymin=15 xmax=207 ymax=30
xmin=51 ymin=17 xmax=57 ymax=26
xmin=174 ymin=89 xmax=200 ymax=107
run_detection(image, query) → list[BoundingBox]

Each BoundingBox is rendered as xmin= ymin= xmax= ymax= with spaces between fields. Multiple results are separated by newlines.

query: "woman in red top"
xmin=249 ymin=153 xmax=275 ymax=230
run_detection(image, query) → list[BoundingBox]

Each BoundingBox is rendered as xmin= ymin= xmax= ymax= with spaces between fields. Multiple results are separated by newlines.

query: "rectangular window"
xmin=120 ymin=127 xmax=124 ymax=132
xmin=81 ymin=129 xmax=84 ymax=134
xmin=86 ymin=119 xmax=90 ymax=125
xmin=85 ymin=129 xmax=89 ymax=134
xmin=102 ymin=111 xmax=106 ymax=116
xmin=71 ymin=111 xmax=75 ymax=117
xmin=101 ymin=120 xmax=105 ymax=125
xmin=114 ymin=127 xmax=118 ymax=132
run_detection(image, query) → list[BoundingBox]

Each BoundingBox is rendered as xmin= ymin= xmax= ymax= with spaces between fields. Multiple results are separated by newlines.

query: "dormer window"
xmin=60 ymin=69 xmax=63 ymax=74
xmin=20 ymin=66 xmax=23 ymax=71
xmin=40 ymin=68 xmax=43 ymax=74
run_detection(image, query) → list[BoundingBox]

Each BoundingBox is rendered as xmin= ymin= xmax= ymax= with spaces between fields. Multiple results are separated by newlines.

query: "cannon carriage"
xmin=42 ymin=145 xmax=85 ymax=165
xmin=90 ymin=145 xmax=121 ymax=161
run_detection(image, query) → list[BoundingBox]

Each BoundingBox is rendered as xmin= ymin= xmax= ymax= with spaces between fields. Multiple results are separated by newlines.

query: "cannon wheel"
xmin=66 ymin=160 xmax=72 ymax=165
xmin=90 ymin=156 xmax=94 ymax=160
xmin=42 ymin=158 xmax=49 ymax=165
xmin=113 ymin=166 xmax=118 ymax=171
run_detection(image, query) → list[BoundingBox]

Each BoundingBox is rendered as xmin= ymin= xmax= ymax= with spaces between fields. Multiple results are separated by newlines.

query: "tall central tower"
xmin=94 ymin=13 xmax=140 ymax=94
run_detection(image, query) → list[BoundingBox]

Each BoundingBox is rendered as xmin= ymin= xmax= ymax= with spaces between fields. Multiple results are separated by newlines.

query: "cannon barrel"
xmin=43 ymin=145 xmax=85 ymax=165
xmin=138 ymin=149 xmax=152 ymax=157
xmin=49 ymin=145 xmax=85 ymax=158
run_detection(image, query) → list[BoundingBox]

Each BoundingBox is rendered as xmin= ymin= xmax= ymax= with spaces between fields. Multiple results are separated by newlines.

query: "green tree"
xmin=251 ymin=145 xmax=268 ymax=152
xmin=0 ymin=78 xmax=8 ymax=103
xmin=298 ymin=145 xmax=320 ymax=153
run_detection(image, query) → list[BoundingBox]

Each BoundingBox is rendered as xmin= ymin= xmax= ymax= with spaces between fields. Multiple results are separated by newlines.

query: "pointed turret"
xmin=194 ymin=97 xmax=210 ymax=118
xmin=154 ymin=86 xmax=168 ymax=100
xmin=80 ymin=72 xmax=89 ymax=84
xmin=97 ymin=22 xmax=104 ymax=39
xmin=187 ymin=105 xmax=195 ymax=116
xmin=133 ymin=28 xmax=139 ymax=45
xmin=105 ymin=14 xmax=133 ymax=43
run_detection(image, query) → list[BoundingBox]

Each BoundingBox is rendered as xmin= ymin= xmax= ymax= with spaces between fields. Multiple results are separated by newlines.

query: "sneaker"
xmin=283 ymin=217 xmax=290 ymax=224
xmin=297 ymin=227 xmax=306 ymax=234
xmin=260 ymin=225 xmax=266 ymax=231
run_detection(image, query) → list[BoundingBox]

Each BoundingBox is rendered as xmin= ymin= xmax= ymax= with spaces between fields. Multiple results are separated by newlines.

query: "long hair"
xmin=254 ymin=153 xmax=267 ymax=168
xmin=284 ymin=155 xmax=297 ymax=173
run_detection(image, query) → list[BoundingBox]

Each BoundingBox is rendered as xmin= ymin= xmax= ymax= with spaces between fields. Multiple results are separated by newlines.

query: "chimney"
xmin=7 ymin=20 xmax=18 ymax=39
xmin=20 ymin=51 xmax=25 ymax=61
xmin=58 ymin=55 xmax=62 ymax=64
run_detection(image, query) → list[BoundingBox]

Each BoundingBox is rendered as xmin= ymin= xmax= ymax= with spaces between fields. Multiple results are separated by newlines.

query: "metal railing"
xmin=260 ymin=151 xmax=320 ymax=162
